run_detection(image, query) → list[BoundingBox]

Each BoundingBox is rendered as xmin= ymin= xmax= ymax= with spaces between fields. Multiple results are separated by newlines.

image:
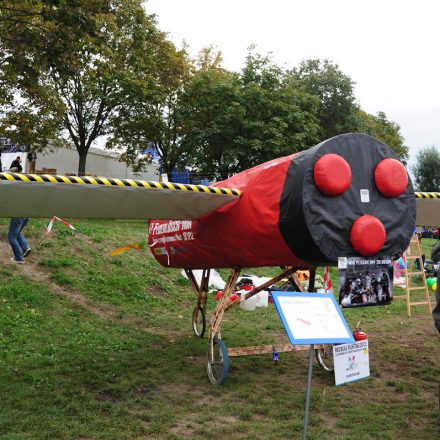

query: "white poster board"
xmin=333 ymin=340 xmax=370 ymax=385
xmin=272 ymin=292 xmax=354 ymax=345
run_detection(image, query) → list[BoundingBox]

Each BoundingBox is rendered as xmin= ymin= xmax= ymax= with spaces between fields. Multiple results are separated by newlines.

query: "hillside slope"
xmin=0 ymin=219 xmax=439 ymax=440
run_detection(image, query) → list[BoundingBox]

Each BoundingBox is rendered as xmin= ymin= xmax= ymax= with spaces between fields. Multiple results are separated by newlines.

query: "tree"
xmin=412 ymin=147 xmax=440 ymax=191
xmin=108 ymin=41 xmax=193 ymax=175
xmin=357 ymin=110 xmax=408 ymax=161
xmin=182 ymin=50 xmax=321 ymax=179
xmin=292 ymin=59 xmax=360 ymax=139
xmin=0 ymin=0 xmax=171 ymax=175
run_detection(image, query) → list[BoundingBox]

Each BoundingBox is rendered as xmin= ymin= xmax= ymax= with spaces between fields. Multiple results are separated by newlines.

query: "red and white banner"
xmin=323 ymin=266 xmax=333 ymax=293
xmin=45 ymin=216 xmax=76 ymax=236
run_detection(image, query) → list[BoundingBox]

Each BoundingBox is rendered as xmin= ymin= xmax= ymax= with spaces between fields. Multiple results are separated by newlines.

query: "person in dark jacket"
xmin=430 ymin=242 xmax=440 ymax=333
xmin=10 ymin=156 xmax=22 ymax=172
xmin=27 ymin=150 xmax=37 ymax=173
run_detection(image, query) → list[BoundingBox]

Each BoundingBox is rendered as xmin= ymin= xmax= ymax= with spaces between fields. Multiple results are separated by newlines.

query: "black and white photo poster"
xmin=338 ymin=257 xmax=393 ymax=308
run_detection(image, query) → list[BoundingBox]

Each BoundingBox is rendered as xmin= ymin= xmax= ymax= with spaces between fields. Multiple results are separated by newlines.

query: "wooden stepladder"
xmin=401 ymin=235 xmax=432 ymax=317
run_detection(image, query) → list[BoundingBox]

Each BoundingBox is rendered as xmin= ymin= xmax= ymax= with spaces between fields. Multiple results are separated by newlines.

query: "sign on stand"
xmin=272 ymin=292 xmax=354 ymax=345
xmin=272 ymin=292 xmax=354 ymax=440
xmin=333 ymin=340 xmax=370 ymax=386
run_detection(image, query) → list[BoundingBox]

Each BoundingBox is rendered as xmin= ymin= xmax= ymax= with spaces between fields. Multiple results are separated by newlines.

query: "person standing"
xmin=430 ymin=243 xmax=440 ymax=333
xmin=8 ymin=218 xmax=31 ymax=264
xmin=28 ymin=150 xmax=37 ymax=173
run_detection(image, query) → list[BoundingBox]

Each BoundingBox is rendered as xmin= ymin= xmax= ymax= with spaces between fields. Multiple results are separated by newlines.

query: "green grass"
xmin=0 ymin=219 xmax=439 ymax=439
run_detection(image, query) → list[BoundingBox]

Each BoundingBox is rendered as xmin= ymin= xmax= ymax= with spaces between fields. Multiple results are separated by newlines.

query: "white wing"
xmin=0 ymin=172 xmax=240 ymax=220
xmin=415 ymin=192 xmax=440 ymax=227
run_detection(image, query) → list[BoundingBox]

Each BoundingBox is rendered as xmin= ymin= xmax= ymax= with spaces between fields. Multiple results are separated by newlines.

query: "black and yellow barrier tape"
xmin=415 ymin=192 xmax=440 ymax=199
xmin=0 ymin=172 xmax=241 ymax=197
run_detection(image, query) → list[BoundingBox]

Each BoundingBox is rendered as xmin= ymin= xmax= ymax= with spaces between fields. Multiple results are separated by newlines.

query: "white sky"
xmin=145 ymin=0 xmax=440 ymax=166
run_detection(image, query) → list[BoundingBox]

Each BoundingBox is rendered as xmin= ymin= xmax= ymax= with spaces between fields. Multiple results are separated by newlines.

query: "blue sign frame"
xmin=272 ymin=291 xmax=355 ymax=345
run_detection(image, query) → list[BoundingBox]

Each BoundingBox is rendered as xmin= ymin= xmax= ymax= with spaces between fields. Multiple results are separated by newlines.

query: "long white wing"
xmin=0 ymin=172 xmax=241 ymax=220
xmin=415 ymin=192 xmax=440 ymax=227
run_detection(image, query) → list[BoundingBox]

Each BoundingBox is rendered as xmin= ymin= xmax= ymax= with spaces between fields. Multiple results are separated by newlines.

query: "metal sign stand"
xmin=303 ymin=344 xmax=314 ymax=440
xmin=271 ymin=291 xmax=355 ymax=440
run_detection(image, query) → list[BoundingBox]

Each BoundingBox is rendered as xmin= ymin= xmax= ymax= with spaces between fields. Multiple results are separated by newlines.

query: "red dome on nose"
xmin=314 ymin=154 xmax=352 ymax=196
xmin=374 ymin=158 xmax=408 ymax=197
xmin=350 ymin=215 xmax=386 ymax=256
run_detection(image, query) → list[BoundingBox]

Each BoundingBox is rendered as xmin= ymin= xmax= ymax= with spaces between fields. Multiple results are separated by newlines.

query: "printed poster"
xmin=333 ymin=340 xmax=370 ymax=385
xmin=338 ymin=257 xmax=393 ymax=308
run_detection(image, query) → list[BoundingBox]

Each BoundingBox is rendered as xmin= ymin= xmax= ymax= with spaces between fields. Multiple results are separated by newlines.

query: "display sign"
xmin=338 ymin=257 xmax=393 ymax=308
xmin=272 ymin=292 xmax=355 ymax=345
xmin=333 ymin=340 xmax=370 ymax=385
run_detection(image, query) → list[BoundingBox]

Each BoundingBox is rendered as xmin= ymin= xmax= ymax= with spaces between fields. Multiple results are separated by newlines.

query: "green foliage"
xmin=291 ymin=59 xmax=361 ymax=139
xmin=357 ymin=110 xmax=408 ymax=161
xmin=0 ymin=4 xmax=409 ymax=180
xmin=0 ymin=0 xmax=175 ymax=175
xmin=411 ymin=146 xmax=440 ymax=191
xmin=108 ymin=39 xmax=193 ymax=174
xmin=181 ymin=49 xmax=321 ymax=179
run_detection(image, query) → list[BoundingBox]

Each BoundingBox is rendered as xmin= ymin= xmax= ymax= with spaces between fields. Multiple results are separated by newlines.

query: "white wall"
xmin=1 ymin=152 xmax=27 ymax=171
xmin=15 ymin=146 xmax=159 ymax=180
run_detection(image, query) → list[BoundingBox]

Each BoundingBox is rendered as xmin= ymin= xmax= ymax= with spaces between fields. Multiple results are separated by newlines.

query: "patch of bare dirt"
xmin=0 ymin=241 xmax=178 ymax=336
xmin=147 ymin=285 xmax=170 ymax=298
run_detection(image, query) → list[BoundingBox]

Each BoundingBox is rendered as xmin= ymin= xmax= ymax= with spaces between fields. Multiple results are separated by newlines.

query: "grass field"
xmin=0 ymin=219 xmax=439 ymax=439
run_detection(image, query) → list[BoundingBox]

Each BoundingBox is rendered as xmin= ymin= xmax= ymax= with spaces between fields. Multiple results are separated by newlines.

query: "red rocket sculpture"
xmin=149 ymin=133 xmax=416 ymax=268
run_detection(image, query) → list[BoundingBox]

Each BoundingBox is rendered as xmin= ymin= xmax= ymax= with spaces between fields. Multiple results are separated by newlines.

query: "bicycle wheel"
xmin=207 ymin=336 xmax=229 ymax=385
xmin=192 ymin=305 xmax=206 ymax=337
xmin=315 ymin=345 xmax=335 ymax=372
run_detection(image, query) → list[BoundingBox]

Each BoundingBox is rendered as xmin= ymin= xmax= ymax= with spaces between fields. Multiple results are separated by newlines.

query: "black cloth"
xmin=27 ymin=152 xmax=37 ymax=161
xmin=430 ymin=243 xmax=440 ymax=333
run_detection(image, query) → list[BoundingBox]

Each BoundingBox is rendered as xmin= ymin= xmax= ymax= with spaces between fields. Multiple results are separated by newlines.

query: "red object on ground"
xmin=353 ymin=329 xmax=368 ymax=341
xmin=350 ymin=215 xmax=386 ymax=256
xmin=216 ymin=291 xmax=239 ymax=302
xmin=313 ymin=154 xmax=352 ymax=196
xmin=374 ymin=158 xmax=408 ymax=197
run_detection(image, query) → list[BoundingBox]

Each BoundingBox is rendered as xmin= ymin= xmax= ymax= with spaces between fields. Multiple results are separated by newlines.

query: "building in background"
xmin=0 ymin=138 xmax=159 ymax=180
xmin=0 ymin=137 xmax=29 ymax=172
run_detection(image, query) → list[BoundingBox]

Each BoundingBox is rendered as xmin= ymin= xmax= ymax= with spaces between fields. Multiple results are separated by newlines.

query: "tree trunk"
xmin=78 ymin=150 xmax=87 ymax=176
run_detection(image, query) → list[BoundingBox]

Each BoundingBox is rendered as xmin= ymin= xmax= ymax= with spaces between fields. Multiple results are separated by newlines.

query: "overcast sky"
xmin=145 ymin=0 xmax=440 ymax=166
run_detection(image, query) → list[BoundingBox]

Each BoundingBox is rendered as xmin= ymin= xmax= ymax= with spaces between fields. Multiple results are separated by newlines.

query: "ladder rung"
xmin=407 ymin=286 xmax=427 ymax=291
xmin=406 ymin=271 xmax=425 ymax=276
xmin=410 ymin=301 xmax=430 ymax=306
xmin=405 ymin=256 xmax=419 ymax=260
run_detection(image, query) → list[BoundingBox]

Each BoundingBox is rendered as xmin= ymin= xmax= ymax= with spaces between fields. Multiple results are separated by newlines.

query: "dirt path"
xmin=0 ymin=240 xmax=179 ymax=336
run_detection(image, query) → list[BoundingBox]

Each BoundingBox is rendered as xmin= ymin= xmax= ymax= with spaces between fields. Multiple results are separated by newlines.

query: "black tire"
xmin=207 ymin=336 xmax=229 ymax=385
xmin=315 ymin=345 xmax=335 ymax=372
xmin=192 ymin=305 xmax=206 ymax=337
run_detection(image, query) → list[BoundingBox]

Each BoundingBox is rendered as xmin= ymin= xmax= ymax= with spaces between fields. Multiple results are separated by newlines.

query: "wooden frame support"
xmin=185 ymin=268 xmax=210 ymax=308
xmin=210 ymin=268 xmax=241 ymax=340
xmin=228 ymin=343 xmax=323 ymax=357
xmin=210 ymin=266 xmax=317 ymax=355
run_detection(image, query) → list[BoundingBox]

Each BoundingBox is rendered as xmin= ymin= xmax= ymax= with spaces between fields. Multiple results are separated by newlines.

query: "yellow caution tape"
xmin=110 ymin=243 xmax=142 ymax=256
xmin=0 ymin=172 xmax=241 ymax=197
